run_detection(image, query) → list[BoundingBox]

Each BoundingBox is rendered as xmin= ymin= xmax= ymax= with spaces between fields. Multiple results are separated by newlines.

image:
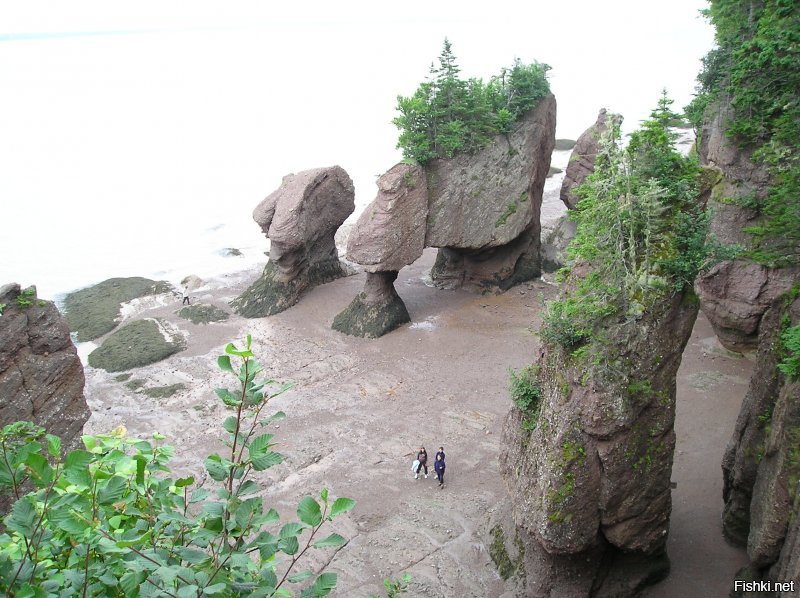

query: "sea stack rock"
xmin=232 ymin=166 xmax=355 ymax=317
xmin=560 ymin=108 xmax=611 ymax=209
xmin=695 ymin=99 xmax=799 ymax=351
xmin=0 ymin=283 xmax=90 ymax=449
xmin=425 ymin=93 xmax=556 ymax=290
xmin=333 ymin=164 xmax=426 ymax=337
xmin=500 ymin=270 xmax=699 ymax=595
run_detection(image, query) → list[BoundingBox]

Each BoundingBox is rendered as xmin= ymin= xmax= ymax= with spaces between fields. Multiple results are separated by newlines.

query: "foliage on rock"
xmin=686 ymin=0 xmax=800 ymax=267
xmin=0 ymin=336 xmax=356 ymax=597
xmin=393 ymin=38 xmax=550 ymax=164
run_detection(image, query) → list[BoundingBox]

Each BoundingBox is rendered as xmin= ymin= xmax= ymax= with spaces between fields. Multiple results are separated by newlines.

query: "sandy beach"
xmin=82 ymin=248 xmax=750 ymax=597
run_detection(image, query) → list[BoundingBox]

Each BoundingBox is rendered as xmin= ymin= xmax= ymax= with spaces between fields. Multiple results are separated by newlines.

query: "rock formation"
xmin=722 ymin=290 xmax=799 ymax=589
xmin=560 ymin=109 xmax=610 ymax=209
xmin=232 ymin=166 xmax=355 ymax=317
xmin=0 ymin=283 xmax=89 ymax=450
xmin=500 ymin=278 xmax=698 ymax=596
xmin=335 ymin=95 xmax=556 ymax=337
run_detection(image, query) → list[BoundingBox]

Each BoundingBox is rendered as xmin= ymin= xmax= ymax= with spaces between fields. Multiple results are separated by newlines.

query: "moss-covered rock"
xmin=64 ymin=277 xmax=172 ymax=342
xmin=142 ymin=383 xmax=186 ymax=399
xmin=232 ymin=259 xmax=346 ymax=318
xmin=88 ymin=318 xmax=185 ymax=372
xmin=177 ymin=304 xmax=230 ymax=324
xmin=332 ymin=292 xmax=410 ymax=338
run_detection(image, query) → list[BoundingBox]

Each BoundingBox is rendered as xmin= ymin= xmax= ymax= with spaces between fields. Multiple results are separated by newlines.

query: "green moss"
xmin=143 ymin=383 xmax=186 ymax=399
xmin=114 ymin=373 xmax=132 ymax=382
xmin=177 ymin=304 xmax=230 ymax=324
xmin=125 ymin=378 xmax=146 ymax=391
xmin=331 ymin=292 xmax=410 ymax=338
xmin=495 ymin=201 xmax=518 ymax=227
xmin=488 ymin=525 xmax=525 ymax=581
xmin=64 ymin=277 xmax=172 ymax=342
xmin=88 ymin=319 xmax=186 ymax=373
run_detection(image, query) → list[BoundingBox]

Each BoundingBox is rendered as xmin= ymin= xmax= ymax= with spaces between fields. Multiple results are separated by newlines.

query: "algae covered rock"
xmin=64 ymin=277 xmax=172 ymax=342
xmin=232 ymin=166 xmax=355 ymax=317
xmin=177 ymin=304 xmax=229 ymax=324
xmin=331 ymin=271 xmax=410 ymax=338
xmin=87 ymin=318 xmax=185 ymax=372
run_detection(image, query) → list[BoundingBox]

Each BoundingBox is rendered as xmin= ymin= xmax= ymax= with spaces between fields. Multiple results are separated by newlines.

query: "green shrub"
xmin=509 ymin=365 xmax=543 ymax=430
xmin=778 ymin=324 xmax=800 ymax=381
xmin=0 ymin=336 xmax=355 ymax=597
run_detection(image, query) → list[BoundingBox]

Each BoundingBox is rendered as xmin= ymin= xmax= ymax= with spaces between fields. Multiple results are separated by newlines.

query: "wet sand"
xmin=83 ymin=248 xmax=749 ymax=596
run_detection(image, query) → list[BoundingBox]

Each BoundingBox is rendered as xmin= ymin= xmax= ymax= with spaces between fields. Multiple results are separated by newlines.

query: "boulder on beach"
xmin=64 ymin=277 xmax=173 ymax=342
xmin=331 ymin=271 xmax=410 ymax=338
xmin=87 ymin=318 xmax=186 ymax=372
xmin=232 ymin=166 xmax=355 ymax=317
xmin=177 ymin=303 xmax=230 ymax=324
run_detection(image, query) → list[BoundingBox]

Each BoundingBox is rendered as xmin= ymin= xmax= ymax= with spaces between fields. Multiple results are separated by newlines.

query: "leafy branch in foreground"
xmin=0 ymin=336 xmax=355 ymax=597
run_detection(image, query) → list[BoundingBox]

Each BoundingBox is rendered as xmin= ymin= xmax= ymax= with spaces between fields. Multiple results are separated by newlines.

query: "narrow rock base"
xmin=332 ymin=271 xmax=410 ymax=338
xmin=231 ymin=258 xmax=347 ymax=318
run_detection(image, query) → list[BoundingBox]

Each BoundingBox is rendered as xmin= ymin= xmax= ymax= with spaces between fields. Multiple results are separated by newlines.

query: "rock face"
xmin=0 ymin=283 xmax=89 ymax=450
xmin=500 ymin=283 xmax=698 ymax=596
xmin=560 ymin=109 xmax=610 ymax=209
xmin=721 ymin=291 xmax=800 ymax=588
xmin=336 ymin=95 xmax=556 ymax=337
xmin=425 ymin=93 xmax=556 ymax=289
xmin=232 ymin=166 xmax=355 ymax=317
xmin=541 ymin=215 xmax=576 ymax=273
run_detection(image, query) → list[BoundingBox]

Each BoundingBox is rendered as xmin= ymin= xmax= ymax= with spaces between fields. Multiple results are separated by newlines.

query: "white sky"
xmin=0 ymin=1 xmax=716 ymax=297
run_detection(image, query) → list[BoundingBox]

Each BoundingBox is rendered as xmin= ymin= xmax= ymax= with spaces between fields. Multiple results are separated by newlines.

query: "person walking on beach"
xmin=182 ymin=286 xmax=190 ymax=305
xmin=415 ymin=446 xmax=428 ymax=479
xmin=434 ymin=453 xmax=446 ymax=489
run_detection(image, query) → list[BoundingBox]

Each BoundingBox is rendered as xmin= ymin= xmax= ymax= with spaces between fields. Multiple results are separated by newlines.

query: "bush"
xmin=509 ymin=365 xmax=543 ymax=430
xmin=778 ymin=324 xmax=800 ymax=381
xmin=0 ymin=336 xmax=355 ymax=597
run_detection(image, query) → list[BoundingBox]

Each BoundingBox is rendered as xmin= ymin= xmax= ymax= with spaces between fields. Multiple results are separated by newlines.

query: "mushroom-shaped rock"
xmin=560 ymin=109 xmax=612 ymax=209
xmin=347 ymin=163 xmax=428 ymax=272
xmin=232 ymin=166 xmax=355 ymax=317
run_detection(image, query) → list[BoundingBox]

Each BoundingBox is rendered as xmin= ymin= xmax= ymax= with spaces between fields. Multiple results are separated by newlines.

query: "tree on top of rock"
xmin=393 ymin=39 xmax=550 ymax=164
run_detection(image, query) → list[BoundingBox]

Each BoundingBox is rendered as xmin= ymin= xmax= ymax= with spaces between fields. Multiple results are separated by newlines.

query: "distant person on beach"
xmin=435 ymin=446 xmax=445 ymax=462
xmin=182 ymin=286 xmax=190 ymax=305
xmin=415 ymin=446 xmax=428 ymax=479
xmin=434 ymin=453 xmax=445 ymax=488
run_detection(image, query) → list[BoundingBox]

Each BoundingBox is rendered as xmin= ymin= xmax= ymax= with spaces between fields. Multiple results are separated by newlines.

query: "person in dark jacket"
xmin=434 ymin=453 xmax=445 ymax=488
xmin=415 ymin=446 xmax=428 ymax=479
xmin=435 ymin=446 xmax=445 ymax=462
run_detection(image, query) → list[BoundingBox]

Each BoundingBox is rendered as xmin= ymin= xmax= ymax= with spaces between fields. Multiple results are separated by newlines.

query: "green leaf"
xmin=309 ymin=572 xmax=338 ymax=597
xmin=278 ymin=535 xmax=299 ymax=555
xmin=223 ymin=416 xmax=238 ymax=434
xmin=178 ymin=585 xmax=200 ymax=598
xmin=204 ymin=454 xmax=231 ymax=482
xmin=46 ymin=433 xmax=61 ymax=458
xmin=6 ymin=496 xmax=36 ymax=535
xmin=215 ymin=387 xmax=241 ymax=407
xmin=134 ymin=455 xmax=146 ymax=486
xmin=175 ymin=546 xmax=211 ymax=564
xmin=64 ymin=449 xmax=93 ymax=488
xmin=329 ymin=497 xmax=356 ymax=519
xmin=236 ymin=479 xmax=259 ymax=497
xmin=204 ymin=583 xmax=228 ymax=595
xmin=175 ymin=475 xmax=195 ymax=488
xmin=97 ymin=475 xmax=127 ymax=505
xmin=297 ymin=496 xmax=322 ymax=527
xmin=114 ymin=529 xmax=152 ymax=548
xmin=287 ymin=570 xmax=314 ymax=583
xmin=280 ymin=522 xmax=304 ymax=539
xmin=259 ymin=410 xmax=287 ymax=426
xmin=120 ymin=571 xmax=145 ymax=597
xmin=217 ymin=354 xmax=234 ymax=373
xmin=248 ymin=433 xmax=274 ymax=456
xmin=319 ymin=488 xmax=329 ymax=503
xmin=313 ymin=533 xmax=346 ymax=548
xmin=190 ymin=488 xmax=210 ymax=504
xmin=49 ymin=504 xmax=90 ymax=535
xmin=250 ymin=451 xmax=283 ymax=471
